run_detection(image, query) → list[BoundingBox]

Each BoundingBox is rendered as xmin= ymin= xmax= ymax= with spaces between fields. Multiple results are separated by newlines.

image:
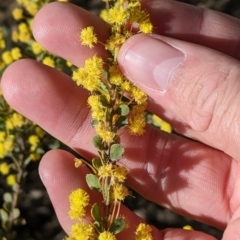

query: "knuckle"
xmin=184 ymin=64 xmax=236 ymax=133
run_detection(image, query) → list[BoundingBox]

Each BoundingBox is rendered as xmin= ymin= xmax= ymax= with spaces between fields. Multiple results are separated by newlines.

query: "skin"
xmin=2 ymin=0 xmax=240 ymax=239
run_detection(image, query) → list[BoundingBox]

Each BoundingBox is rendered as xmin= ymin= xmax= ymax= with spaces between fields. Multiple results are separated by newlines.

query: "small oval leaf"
xmin=110 ymin=144 xmax=124 ymax=161
xmin=86 ymin=174 xmax=101 ymax=192
xmin=0 ymin=209 xmax=8 ymax=222
xmin=117 ymin=104 xmax=129 ymax=116
xmin=3 ymin=193 xmax=12 ymax=203
xmin=109 ymin=218 xmax=126 ymax=234
xmin=91 ymin=203 xmax=102 ymax=222
xmin=13 ymin=208 xmax=20 ymax=220
xmin=115 ymin=116 xmax=128 ymax=129
xmin=92 ymin=135 xmax=107 ymax=150
xmin=91 ymin=119 xmax=99 ymax=129
xmin=92 ymin=158 xmax=102 ymax=169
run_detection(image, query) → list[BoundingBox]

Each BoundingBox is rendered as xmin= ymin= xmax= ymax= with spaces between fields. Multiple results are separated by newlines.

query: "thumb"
xmin=118 ymin=34 xmax=240 ymax=160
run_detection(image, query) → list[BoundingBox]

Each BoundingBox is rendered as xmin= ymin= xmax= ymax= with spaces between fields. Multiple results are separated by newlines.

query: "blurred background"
xmin=1 ymin=0 xmax=240 ymax=239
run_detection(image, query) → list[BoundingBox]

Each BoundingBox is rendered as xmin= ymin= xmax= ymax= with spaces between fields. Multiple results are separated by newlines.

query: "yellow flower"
xmin=160 ymin=122 xmax=172 ymax=133
xmin=183 ymin=225 xmax=193 ymax=230
xmin=71 ymin=222 xmax=95 ymax=240
xmin=0 ymin=39 xmax=5 ymax=50
xmin=135 ymin=223 xmax=153 ymax=240
xmin=85 ymin=55 xmax=104 ymax=75
xmin=131 ymin=87 xmax=147 ymax=105
xmin=100 ymin=9 xmax=108 ymax=22
xmin=98 ymin=231 xmax=116 ymax=240
xmin=98 ymin=163 xmax=113 ymax=178
xmin=106 ymin=5 xmax=129 ymax=25
xmin=19 ymin=31 xmax=31 ymax=43
xmin=4 ymin=135 xmax=15 ymax=153
xmin=12 ymin=8 xmax=23 ymax=20
xmin=0 ymin=61 xmax=5 ymax=71
xmin=129 ymin=4 xmax=149 ymax=25
xmin=0 ymin=162 xmax=10 ymax=175
xmin=30 ymin=153 xmax=41 ymax=161
xmin=66 ymin=61 xmax=72 ymax=67
xmin=105 ymin=33 xmax=126 ymax=55
xmin=28 ymin=135 xmax=40 ymax=145
xmin=18 ymin=23 xmax=28 ymax=33
xmin=7 ymin=174 xmax=17 ymax=186
xmin=32 ymin=41 xmax=43 ymax=55
xmin=12 ymin=30 xmax=19 ymax=42
xmin=152 ymin=115 xmax=172 ymax=133
xmin=80 ymin=26 xmax=97 ymax=49
xmin=0 ymin=131 xmax=6 ymax=142
xmin=11 ymin=47 xmax=22 ymax=60
xmin=111 ymin=183 xmax=129 ymax=202
xmin=18 ymin=22 xmax=31 ymax=42
xmin=109 ymin=65 xmax=124 ymax=86
xmin=68 ymin=188 xmax=90 ymax=220
xmin=6 ymin=113 xmax=24 ymax=129
xmin=96 ymin=125 xmax=115 ymax=143
xmin=35 ymin=126 xmax=45 ymax=138
xmin=139 ymin=21 xmax=153 ymax=34
xmin=28 ymin=135 xmax=40 ymax=151
xmin=0 ymin=143 xmax=6 ymax=159
xmin=26 ymin=3 xmax=38 ymax=16
xmin=74 ymin=158 xmax=83 ymax=168
xmin=2 ymin=51 xmax=13 ymax=65
xmin=113 ymin=166 xmax=128 ymax=182
xmin=72 ymin=56 xmax=104 ymax=91
xmin=128 ymin=114 xmax=146 ymax=136
xmin=42 ymin=56 xmax=55 ymax=68
xmin=120 ymin=80 xmax=132 ymax=92
xmin=87 ymin=95 xmax=101 ymax=109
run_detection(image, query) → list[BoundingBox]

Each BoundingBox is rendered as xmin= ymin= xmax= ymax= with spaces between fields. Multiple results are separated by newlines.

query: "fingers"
xmin=2 ymin=59 xmax=240 ymax=230
xmin=141 ymin=0 xmax=240 ymax=59
xmin=39 ymin=149 xmax=161 ymax=239
xmin=1 ymin=59 xmax=94 ymax=160
xmin=118 ymin=34 xmax=240 ymax=161
xmin=32 ymin=2 xmax=109 ymax=66
xmin=33 ymin=1 xmax=240 ymax=69
xmin=40 ymin=149 xmax=218 ymax=240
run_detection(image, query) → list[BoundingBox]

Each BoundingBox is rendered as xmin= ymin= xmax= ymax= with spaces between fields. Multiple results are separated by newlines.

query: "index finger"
xmin=32 ymin=1 xmax=240 ymax=67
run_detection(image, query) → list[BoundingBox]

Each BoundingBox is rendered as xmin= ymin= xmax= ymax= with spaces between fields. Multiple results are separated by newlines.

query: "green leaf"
xmin=115 ymin=116 xmax=128 ymax=129
xmin=93 ymin=221 xmax=101 ymax=232
xmin=3 ymin=193 xmax=12 ymax=203
xmin=100 ymin=95 xmax=109 ymax=107
xmin=91 ymin=203 xmax=101 ymax=222
xmin=0 ymin=209 xmax=8 ymax=222
xmin=2 ymin=202 xmax=11 ymax=212
xmin=92 ymin=158 xmax=102 ymax=169
xmin=110 ymin=144 xmax=124 ymax=161
xmin=92 ymin=135 xmax=106 ymax=150
xmin=117 ymin=104 xmax=129 ymax=116
xmin=86 ymin=174 xmax=101 ymax=192
xmin=100 ymin=82 xmax=109 ymax=93
xmin=109 ymin=218 xmax=126 ymax=234
xmin=48 ymin=139 xmax=61 ymax=149
xmin=13 ymin=208 xmax=20 ymax=220
xmin=36 ymin=147 xmax=45 ymax=154
xmin=91 ymin=119 xmax=99 ymax=128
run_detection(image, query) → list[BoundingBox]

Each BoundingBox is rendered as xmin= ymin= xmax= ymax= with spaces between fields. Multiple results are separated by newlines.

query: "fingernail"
xmin=118 ymin=35 xmax=185 ymax=92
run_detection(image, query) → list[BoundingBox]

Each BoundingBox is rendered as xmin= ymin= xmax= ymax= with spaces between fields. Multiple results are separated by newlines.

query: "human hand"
xmin=2 ymin=0 xmax=240 ymax=239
